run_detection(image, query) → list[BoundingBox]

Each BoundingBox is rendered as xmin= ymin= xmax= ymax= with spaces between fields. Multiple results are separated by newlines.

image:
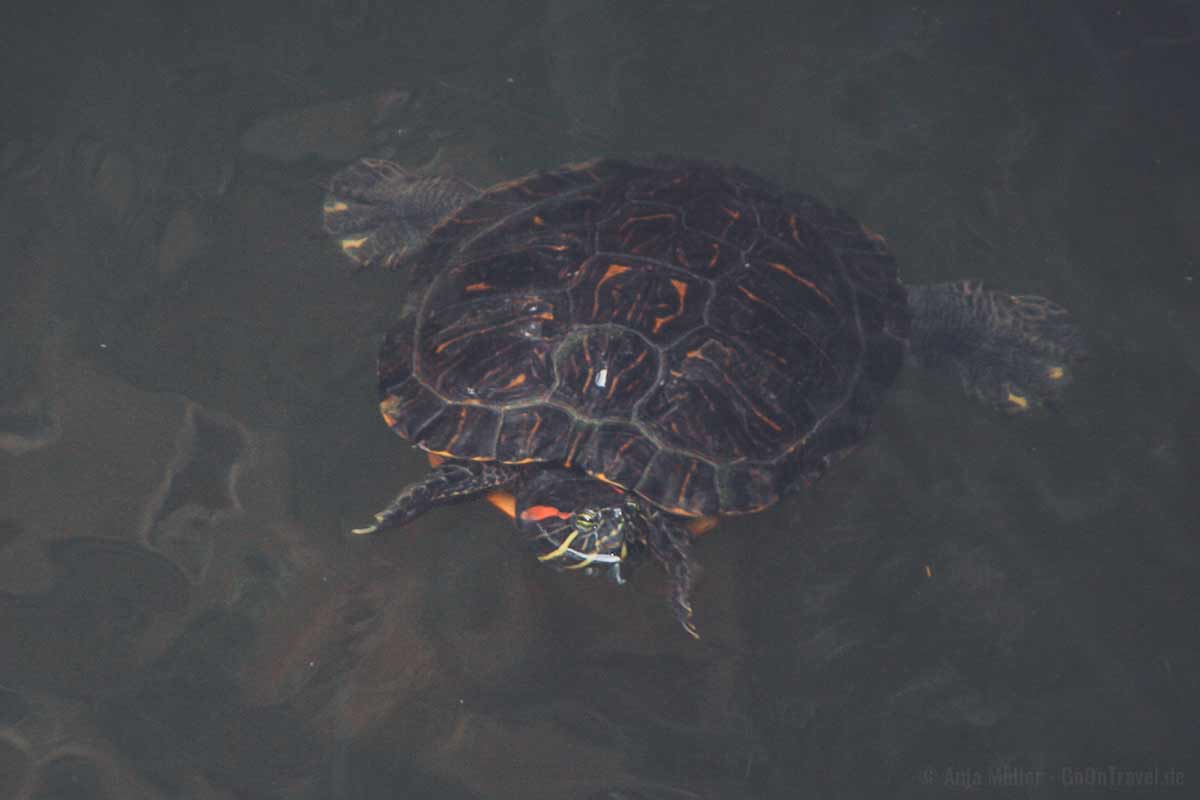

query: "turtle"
xmin=321 ymin=156 xmax=1084 ymax=637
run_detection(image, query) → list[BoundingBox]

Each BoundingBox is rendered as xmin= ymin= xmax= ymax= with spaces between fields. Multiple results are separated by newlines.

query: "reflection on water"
xmin=2 ymin=1 xmax=1197 ymax=797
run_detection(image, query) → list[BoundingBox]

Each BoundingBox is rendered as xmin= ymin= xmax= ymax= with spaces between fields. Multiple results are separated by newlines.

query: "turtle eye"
xmin=575 ymin=509 xmax=598 ymax=529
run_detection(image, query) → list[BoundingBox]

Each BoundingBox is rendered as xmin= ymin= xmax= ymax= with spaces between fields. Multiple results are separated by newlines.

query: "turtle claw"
xmin=673 ymin=593 xmax=700 ymax=639
xmin=351 ymin=512 xmax=388 ymax=535
xmin=680 ymin=614 xmax=701 ymax=640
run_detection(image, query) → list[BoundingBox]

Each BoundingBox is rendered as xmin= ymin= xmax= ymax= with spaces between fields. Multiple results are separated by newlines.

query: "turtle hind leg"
xmin=322 ymin=157 xmax=481 ymax=270
xmin=907 ymin=281 xmax=1086 ymax=413
xmin=353 ymin=460 xmax=518 ymax=535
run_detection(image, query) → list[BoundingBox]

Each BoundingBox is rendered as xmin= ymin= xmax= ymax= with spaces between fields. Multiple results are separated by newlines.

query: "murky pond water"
xmin=2 ymin=1 xmax=1196 ymax=797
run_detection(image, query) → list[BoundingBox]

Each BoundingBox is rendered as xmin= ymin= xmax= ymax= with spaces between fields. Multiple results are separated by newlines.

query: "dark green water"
xmin=2 ymin=1 xmax=1196 ymax=797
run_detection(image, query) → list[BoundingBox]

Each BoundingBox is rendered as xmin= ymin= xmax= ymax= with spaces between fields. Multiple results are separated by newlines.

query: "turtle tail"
xmin=906 ymin=281 xmax=1086 ymax=413
xmin=321 ymin=158 xmax=481 ymax=270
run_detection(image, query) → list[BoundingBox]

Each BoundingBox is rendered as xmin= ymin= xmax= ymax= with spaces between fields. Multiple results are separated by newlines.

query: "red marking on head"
xmin=519 ymin=505 xmax=573 ymax=523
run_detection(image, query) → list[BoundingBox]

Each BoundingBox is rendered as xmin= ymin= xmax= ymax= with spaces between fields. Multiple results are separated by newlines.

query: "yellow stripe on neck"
xmin=537 ymin=530 xmax=579 ymax=562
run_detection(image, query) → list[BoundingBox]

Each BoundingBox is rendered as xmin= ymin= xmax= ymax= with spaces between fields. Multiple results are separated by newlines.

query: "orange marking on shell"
xmin=563 ymin=430 xmax=585 ymax=468
xmin=591 ymin=263 xmax=632 ymax=317
xmin=423 ymin=447 xmax=492 ymax=462
xmin=605 ymin=349 xmax=647 ymax=399
xmin=487 ymin=490 xmax=517 ymax=519
xmin=738 ymin=285 xmax=768 ymax=305
xmin=590 ymin=472 xmax=628 ymax=491
xmin=620 ymin=213 xmax=676 ymax=247
xmin=434 ymin=333 xmax=471 ymax=354
xmin=520 ymin=505 xmax=573 ymax=522
xmin=765 ymin=261 xmax=834 ymax=306
xmin=449 ymin=406 xmax=469 ymax=449
xmin=601 ymin=264 xmax=632 ymax=280
xmin=788 ymin=213 xmax=804 ymax=244
xmin=434 ymin=312 xmax=552 ymax=354
xmin=750 ymin=405 xmax=784 ymax=432
xmin=525 ymin=414 xmax=543 ymax=452
xmin=860 ymin=224 xmax=888 ymax=246
xmin=503 ymin=373 xmax=527 ymax=389
xmin=562 ymin=158 xmax=601 ymax=172
xmin=652 ymin=278 xmax=690 ymax=334
xmin=466 ymin=282 xmax=493 ymax=292
xmin=783 ymin=433 xmax=811 ymax=456
xmin=533 ymin=215 xmax=546 ymax=225
xmin=579 ymin=337 xmax=595 ymax=398
xmin=677 ymin=465 xmax=695 ymax=506
xmin=687 ymin=516 xmax=719 ymax=536
xmin=665 ymin=505 xmax=702 ymax=518
xmin=487 ymin=175 xmax=531 ymax=194
xmin=620 ymin=212 xmax=675 ymax=230
xmin=426 ymin=452 xmax=445 ymax=467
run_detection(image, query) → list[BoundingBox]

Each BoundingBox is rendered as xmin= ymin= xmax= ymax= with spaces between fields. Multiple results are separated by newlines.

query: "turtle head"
xmin=515 ymin=470 xmax=641 ymax=585
xmin=514 ymin=468 xmax=700 ymax=638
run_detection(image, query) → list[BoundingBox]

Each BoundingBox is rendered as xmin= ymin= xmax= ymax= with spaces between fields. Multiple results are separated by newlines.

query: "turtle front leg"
xmin=353 ymin=460 xmax=519 ymax=535
xmin=641 ymin=510 xmax=700 ymax=639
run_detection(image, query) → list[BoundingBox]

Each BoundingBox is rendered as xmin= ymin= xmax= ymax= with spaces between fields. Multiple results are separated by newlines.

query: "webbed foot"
xmin=322 ymin=158 xmax=480 ymax=270
xmin=908 ymin=280 xmax=1086 ymax=412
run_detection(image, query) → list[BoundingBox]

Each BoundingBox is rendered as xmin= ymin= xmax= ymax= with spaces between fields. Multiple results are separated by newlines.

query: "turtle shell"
xmin=375 ymin=158 xmax=910 ymax=517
